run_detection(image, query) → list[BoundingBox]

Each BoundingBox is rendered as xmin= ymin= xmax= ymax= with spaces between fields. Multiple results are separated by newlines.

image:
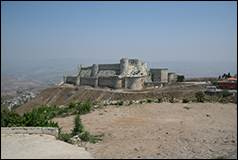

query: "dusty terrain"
xmin=1 ymin=133 xmax=93 ymax=159
xmin=53 ymin=102 xmax=237 ymax=159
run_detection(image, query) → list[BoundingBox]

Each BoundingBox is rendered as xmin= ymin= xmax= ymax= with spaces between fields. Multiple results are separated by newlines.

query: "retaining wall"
xmin=1 ymin=127 xmax=59 ymax=137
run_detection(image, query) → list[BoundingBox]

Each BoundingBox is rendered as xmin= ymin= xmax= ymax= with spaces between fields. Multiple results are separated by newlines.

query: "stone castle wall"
xmin=64 ymin=76 xmax=78 ymax=85
xmin=125 ymin=77 xmax=145 ymax=90
xmin=150 ymin=68 xmax=168 ymax=83
xmin=98 ymin=64 xmax=120 ymax=72
xmin=98 ymin=76 xmax=122 ymax=89
xmin=168 ymin=72 xmax=177 ymax=83
xmin=80 ymin=77 xmax=98 ymax=87
xmin=64 ymin=58 xmax=177 ymax=90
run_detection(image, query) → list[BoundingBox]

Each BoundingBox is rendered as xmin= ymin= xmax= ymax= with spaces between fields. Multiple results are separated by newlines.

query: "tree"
xmin=227 ymin=72 xmax=231 ymax=78
xmin=222 ymin=73 xmax=226 ymax=79
xmin=195 ymin=91 xmax=205 ymax=102
xmin=177 ymin=75 xmax=185 ymax=82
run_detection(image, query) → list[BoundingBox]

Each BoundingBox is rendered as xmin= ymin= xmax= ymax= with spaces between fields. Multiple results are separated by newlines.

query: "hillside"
xmin=15 ymin=83 xmax=205 ymax=115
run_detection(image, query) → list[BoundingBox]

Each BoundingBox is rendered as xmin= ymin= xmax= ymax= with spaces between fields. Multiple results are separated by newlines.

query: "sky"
xmin=1 ymin=1 xmax=237 ymax=79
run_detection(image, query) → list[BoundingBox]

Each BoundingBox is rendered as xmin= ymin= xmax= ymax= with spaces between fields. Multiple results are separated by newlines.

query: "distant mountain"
xmin=1 ymin=57 xmax=236 ymax=90
xmin=1 ymin=75 xmax=48 ymax=96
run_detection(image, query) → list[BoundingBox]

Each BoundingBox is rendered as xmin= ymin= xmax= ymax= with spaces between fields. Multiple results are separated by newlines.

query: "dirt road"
xmin=54 ymin=102 xmax=237 ymax=159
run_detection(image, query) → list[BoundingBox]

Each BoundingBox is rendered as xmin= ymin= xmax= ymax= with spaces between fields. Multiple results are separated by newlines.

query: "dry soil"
xmin=53 ymin=102 xmax=237 ymax=159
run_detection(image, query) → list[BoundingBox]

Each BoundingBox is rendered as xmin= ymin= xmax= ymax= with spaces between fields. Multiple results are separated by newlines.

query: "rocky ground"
xmin=53 ymin=102 xmax=237 ymax=159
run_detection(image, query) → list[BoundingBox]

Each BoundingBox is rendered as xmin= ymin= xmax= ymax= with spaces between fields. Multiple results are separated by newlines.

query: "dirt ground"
xmin=1 ymin=133 xmax=93 ymax=159
xmin=53 ymin=102 xmax=237 ymax=159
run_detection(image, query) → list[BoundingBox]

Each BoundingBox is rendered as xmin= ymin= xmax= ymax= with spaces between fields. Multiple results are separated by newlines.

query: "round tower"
xmin=120 ymin=58 xmax=129 ymax=76
xmin=91 ymin=64 xmax=99 ymax=77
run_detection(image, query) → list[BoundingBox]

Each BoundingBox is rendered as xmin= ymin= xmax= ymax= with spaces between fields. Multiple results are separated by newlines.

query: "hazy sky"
xmin=1 ymin=1 xmax=237 ymax=77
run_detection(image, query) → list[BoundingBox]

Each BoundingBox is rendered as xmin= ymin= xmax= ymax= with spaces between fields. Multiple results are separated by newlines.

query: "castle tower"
xmin=120 ymin=58 xmax=129 ymax=76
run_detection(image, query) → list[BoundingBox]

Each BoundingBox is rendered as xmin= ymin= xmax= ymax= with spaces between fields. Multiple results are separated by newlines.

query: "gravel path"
xmin=1 ymin=134 xmax=93 ymax=159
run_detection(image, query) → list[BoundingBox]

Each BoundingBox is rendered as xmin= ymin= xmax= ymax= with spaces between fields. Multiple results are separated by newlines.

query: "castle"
xmin=63 ymin=58 xmax=181 ymax=90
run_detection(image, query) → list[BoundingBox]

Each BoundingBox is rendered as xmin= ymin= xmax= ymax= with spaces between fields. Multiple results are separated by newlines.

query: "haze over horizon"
xmin=1 ymin=1 xmax=237 ymax=82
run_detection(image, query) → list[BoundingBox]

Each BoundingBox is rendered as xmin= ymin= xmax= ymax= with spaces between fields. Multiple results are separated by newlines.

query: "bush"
xmin=22 ymin=108 xmax=59 ymax=127
xmin=80 ymin=131 xmax=103 ymax=143
xmin=182 ymin=98 xmax=189 ymax=103
xmin=195 ymin=91 xmax=205 ymax=102
xmin=79 ymin=131 xmax=91 ymax=141
xmin=71 ymin=114 xmax=102 ymax=143
xmin=177 ymin=75 xmax=185 ymax=82
xmin=72 ymin=114 xmax=84 ymax=136
xmin=169 ymin=96 xmax=175 ymax=103
xmin=1 ymin=109 xmax=23 ymax=127
xmin=117 ymin=100 xmax=123 ymax=106
xmin=77 ymin=100 xmax=92 ymax=114
xmin=1 ymin=106 xmax=59 ymax=127
xmin=146 ymin=99 xmax=152 ymax=103
xmin=156 ymin=98 xmax=162 ymax=103
xmin=221 ymin=90 xmax=232 ymax=98
xmin=58 ymin=132 xmax=72 ymax=143
xmin=129 ymin=100 xmax=133 ymax=105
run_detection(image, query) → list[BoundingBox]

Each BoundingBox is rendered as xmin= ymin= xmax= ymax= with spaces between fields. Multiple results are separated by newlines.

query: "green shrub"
xmin=129 ymin=100 xmax=133 ymax=105
xmin=221 ymin=90 xmax=232 ymax=98
xmin=80 ymin=131 xmax=103 ymax=143
xmin=195 ymin=91 xmax=205 ymax=102
xmin=58 ymin=132 xmax=72 ymax=143
xmin=79 ymin=131 xmax=91 ymax=141
xmin=169 ymin=96 xmax=175 ymax=103
xmin=117 ymin=100 xmax=123 ymax=106
xmin=182 ymin=98 xmax=189 ymax=103
xmin=72 ymin=114 xmax=84 ymax=136
xmin=156 ymin=98 xmax=162 ymax=103
xmin=77 ymin=100 xmax=92 ymax=114
xmin=1 ymin=109 xmax=23 ymax=127
xmin=177 ymin=75 xmax=185 ymax=82
xmin=1 ymin=106 xmax=59 ymax=127
xmin=146 ymin=99 xmax=152 ymax=103
xmin=22 ymin=109 xmax=59 ymax=127
xmin=71 ymin=114 xmax=102 ymax=143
